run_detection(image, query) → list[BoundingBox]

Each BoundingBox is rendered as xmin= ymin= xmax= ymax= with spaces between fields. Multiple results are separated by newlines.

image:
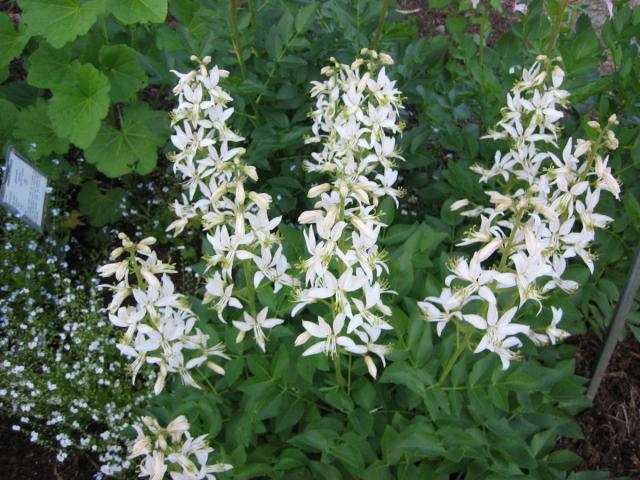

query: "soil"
xmin=397 ymin=0 xmax=516 ymax=44
xmin=0 ymin=417 xmax=99 ymax=479
xmin=561 ymin=331 xmax=640 ymax=478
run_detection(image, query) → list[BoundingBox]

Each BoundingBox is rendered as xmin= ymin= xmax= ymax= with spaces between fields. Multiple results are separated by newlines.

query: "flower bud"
xmin=450 ymin=199 xmax=470 ymax=211
xmin=307 ymin=183 xmax=331 ymax=198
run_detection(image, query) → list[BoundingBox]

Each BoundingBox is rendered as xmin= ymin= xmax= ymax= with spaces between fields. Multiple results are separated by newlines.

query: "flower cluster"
xmin=0 ymin=219 xmax=147 ymax=476
xmin=130 ymin=415 xmax=232 ymax=480
xmin=99 ymin=233 xmax=228 ymax=395
xmin=293 ymin=49 xmax=404 ymax=378
xmin=419 ymin=55 xmax=620 ymax=369
xmin=167 ymin=56 xmax=295 ymax=351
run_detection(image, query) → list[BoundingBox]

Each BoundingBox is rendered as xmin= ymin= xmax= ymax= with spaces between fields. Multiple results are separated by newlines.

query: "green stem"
xmin=478 ymin=0 xmax=490 ymax=67
xmin=129 ymin=25 xmax=137 ymax=50
xmin=242 ymin=260 xmax=257 ymax=316
xmin=334 ymin=354 xmax=344 ymax=386
xmin=347 ymin=354 xmax=352 ymax=395
xmin=229 ymin=0 xmax=247 ymax=79
xmin=373 ymin=0 xmax=390 ymax=50
xmin=247 ymin=0 xmax=257 ymax=35
xmin=545 ymin=0 xmax=570 ymax=54
xmin=129 ymin=251 xmax=144 ymax=286
xmin=498 ymin=208 xmax=524 ymax=271
xmin=438 ymin=327 xmax=474 ymax=384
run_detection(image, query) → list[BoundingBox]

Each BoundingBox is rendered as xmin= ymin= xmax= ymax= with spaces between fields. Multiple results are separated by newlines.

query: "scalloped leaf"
xmin=18 ymin=0 xmax=105 ymax=48
xmin=26 ymin=42 xmax=74 ymax=89
xmin=77 ymin=180 xmax=125 ymax=226
xmin=15 ymin=99 xmax=70 ymax=159
xmin=48 ymin=63 xmax=110 ymax=149
xmin=107 ymin=0 xmax=168 ymax=25
xmin=85 ymin=103 xmax=166 ymax=177
xmin=99 ymin=44 xmax=147 ymax=102
xmin=0 ymin=13 xmax=31 ymax=67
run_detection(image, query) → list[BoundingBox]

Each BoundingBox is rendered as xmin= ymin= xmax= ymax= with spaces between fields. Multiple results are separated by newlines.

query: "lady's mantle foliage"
xmin=420 ymin=55 xmax=621 ymax=369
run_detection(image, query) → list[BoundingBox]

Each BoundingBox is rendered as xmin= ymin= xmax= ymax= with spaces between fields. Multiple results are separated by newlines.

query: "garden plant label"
xmin=0 ymin=147 xmax=48 ymax=230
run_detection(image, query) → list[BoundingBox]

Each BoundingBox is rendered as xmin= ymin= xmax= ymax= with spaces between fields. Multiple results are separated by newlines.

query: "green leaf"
xmin=19 ymin=0 xmax=105 ymax=48
xmin=265 ymin=9 xmax=294 ymax=59
xmin=77 ymin=181 xmax=125 ymax=226
xmin=85 ymin=103 xmax=165 ymax=177
xmin=48 ymin=63 xmax=110 ymax=148
xmin=99 ymin=44 xmax=147 ymax=102
xmin=428 ymin=0 xmax=452 ymax=7
xmin=379 ymin=361 xmax=431 ymax=393
xmin=623 ymin=191 xmax=640 ymax=232
xmin=15 ymin=99 xmax=70 ymax=159
xmin=295 ymin=2 xmax=316 ymax=33
xmin=274 ymin=400 xmax=305 ymax=433
xmin=107 ymin=0 xmax=168 ymax=24
xmin=0 ymin=98 xmax=18 ymax=150
xmin=275 ymin=448 xmax=308 ymax=471
xmin=394 ymin=418 xmax=444 ymax=457
xmin=0 ymin=13 xmax=30 ymax=68
xmin=288 ymin=428 xmax=338 ymax=452
xmin=26 ymin=42 xmax=73 ymax=89
xmin=547 ymin=449 xmax=582 ymax=470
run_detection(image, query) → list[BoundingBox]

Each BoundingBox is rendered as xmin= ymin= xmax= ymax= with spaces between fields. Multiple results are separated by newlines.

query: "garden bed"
xmin=3 ymin=330 xmax=638 ymax=478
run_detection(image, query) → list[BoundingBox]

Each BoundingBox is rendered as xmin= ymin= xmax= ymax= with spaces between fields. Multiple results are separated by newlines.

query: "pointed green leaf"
xmin=48 ymin=63 xmax=110 ymax=148
xmin=85 ymin=103 xmax=165 ymax=177
xmin=99 ymin=44 xmax=147 ymax=102
xmin=107 ymin=0 xmax=168 ymax=24
xmin=19 ymin=0 xmax=105 ymax=48
xmin=26 ymin=42 xmax=73 ymax=89
xmin=0 ymin=13 xmax=30 ymax=68
xmin=15 ymin=99 xmax=70 ymax=159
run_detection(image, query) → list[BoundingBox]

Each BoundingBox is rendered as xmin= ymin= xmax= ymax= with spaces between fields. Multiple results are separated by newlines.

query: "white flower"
xmin=464 ymin=303 xmax=529 ymax=369
xmin=546 ymin=306 xmax=570 ymax=345
xmin=232 ymin=307 xmax=283 ymax=352
xmin=418 ymin=288 xmax=464 ymax=336
xmin=297 ymin=315 xmax=367 ymax=357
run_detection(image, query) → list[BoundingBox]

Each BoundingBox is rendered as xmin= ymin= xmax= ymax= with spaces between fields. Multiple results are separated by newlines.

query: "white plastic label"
xmin=0 ymin=148 xmax=48 ymax=230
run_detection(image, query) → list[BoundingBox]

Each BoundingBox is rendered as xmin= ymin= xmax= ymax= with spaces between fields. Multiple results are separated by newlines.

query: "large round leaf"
xmin=0 ymin=13 xmax=30 ymax=68
xmin=85 ymin=103 xmax=166 ymax=177
xmin=99 ymin=44 xmax=147 ymax=102
xmin=18 ymin=0 xmax=105 ymax=48
xmin=48 ymin=63 xmax=110 ymax=149
xmin=15 ymin=99 xmax=70 ymax=159
xmin=26 ymin=42 xmax=73 ymax=89
xmin=107 ymin=0 xmax=168 ymax=24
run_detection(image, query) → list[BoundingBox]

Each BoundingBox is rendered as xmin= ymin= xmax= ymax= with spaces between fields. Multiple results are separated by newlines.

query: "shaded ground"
xmin=0 ymin=417 xmax=98 ymax=479
xmin=397 ymin=0 xmax=516 ymax=43
xmin=562 ymin=331 xmax=640 ymax=477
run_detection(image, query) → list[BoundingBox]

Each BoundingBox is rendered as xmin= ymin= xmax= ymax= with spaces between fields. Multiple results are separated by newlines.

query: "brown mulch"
xmin=562 ymin=331 xmax=640 ymax=477
xmin=396 ymin=0 xmax=516 ymax=43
